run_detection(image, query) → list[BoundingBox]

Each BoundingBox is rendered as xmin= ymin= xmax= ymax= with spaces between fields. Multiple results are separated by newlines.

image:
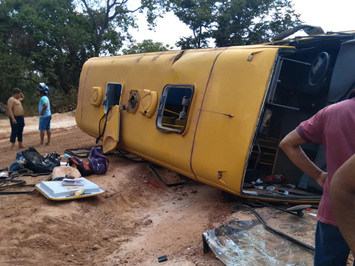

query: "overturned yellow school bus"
xmin=76 ymin=26 xmax=355 ymax=203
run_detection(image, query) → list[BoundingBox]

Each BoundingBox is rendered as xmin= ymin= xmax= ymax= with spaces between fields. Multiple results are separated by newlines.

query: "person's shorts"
xmin=39 ymin=115 xmax=51 ymax=131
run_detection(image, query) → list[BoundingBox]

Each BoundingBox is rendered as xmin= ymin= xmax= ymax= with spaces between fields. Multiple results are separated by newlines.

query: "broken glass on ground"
xmin=203 ymin=206 xmax=317 ymax=265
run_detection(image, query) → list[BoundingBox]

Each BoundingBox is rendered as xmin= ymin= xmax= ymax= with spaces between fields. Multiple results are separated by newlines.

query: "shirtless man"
xmin=7 ymin=88 xmax=25 ymax=149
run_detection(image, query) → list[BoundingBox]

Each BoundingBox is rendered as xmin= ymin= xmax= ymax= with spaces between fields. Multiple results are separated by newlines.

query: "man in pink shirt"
xmin=280 ymin=90 xmax=355 ymax=265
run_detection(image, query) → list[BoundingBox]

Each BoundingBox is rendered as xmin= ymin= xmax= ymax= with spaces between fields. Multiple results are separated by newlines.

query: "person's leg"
xmin=314 ymin=221 xmax=350 ymax=266
xmin=39 ymin=116 xmax=46 ymax=145
xmin=9 ymin=117 xmax=17 ymax=149
xmin=46 ymin=130 xmax=51 ymax=145
xmin=40 ymin=131 xmax=45 ymax=145
xmin=45 ymin=115 xmax=51 ymax=145
xmin=16 ymin=116 xmax=25 ymax=148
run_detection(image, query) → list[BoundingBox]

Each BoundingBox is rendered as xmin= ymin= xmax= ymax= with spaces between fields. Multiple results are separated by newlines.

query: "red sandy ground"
xmin=0 ymin=111 xmax=345 ymax=265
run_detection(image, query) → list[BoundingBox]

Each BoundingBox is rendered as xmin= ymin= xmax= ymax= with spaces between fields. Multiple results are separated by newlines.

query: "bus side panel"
xmin=191 ymin=48 xmax=278 ymax=194
xmin=117 ymin=50 xmax=223 ymax=178
xmin=75 ymin=58 xmax=111 ymax=138
xmin=76 ymin=50 xmax=221 ymax=179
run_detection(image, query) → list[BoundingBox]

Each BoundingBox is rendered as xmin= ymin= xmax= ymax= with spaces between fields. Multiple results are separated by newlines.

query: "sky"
xmin=129 ymin=0 xmax=355 ymax=48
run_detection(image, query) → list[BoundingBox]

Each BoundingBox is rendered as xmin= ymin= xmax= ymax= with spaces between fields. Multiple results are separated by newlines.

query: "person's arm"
xmin=330 ymin=154 xmax=355 ymax=254
xmin=7 ymin=98 xmax=16 ymax=124
xmin=279 ymin=129 xmax=327 ymax=187
xmin=40 ymin=103 xmax=48 ymax=116
xmin=19 ymin=92 xmax=24 ymax=101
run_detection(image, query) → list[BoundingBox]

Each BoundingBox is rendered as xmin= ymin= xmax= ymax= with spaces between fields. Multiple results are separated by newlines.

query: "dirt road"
xmin=0 ymin=112 xmax=320 ymax=265
xmin=0 ymin=112 xmax=233 ymax=265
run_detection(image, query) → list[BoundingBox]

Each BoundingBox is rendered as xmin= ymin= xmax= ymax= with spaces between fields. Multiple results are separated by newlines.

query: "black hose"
xmin=254 ymin=200 xmax=302 ymax=217
xmin=117 ymin=149 xmax=147 ymax=163
xmin=96 ymin=107 xmax=112 ymax=144
xmin=148 ymin=163 xmax=186 ymax=187
xmin=231 ymin=204 xmax=315 ymax=252
xmin=0 ymin=189 xmax=36 ymax=195
xmin=0 ymin=178 xmax=26 ymax=188
xmin=0 ymin=170 xmax=46 ymax=195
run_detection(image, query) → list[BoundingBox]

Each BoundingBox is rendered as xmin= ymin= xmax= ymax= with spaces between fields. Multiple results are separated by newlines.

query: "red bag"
xmin=68 ymin=156 xmax=94 ymax=176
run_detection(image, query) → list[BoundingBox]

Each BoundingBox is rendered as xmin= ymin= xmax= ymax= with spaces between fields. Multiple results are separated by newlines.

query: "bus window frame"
xmin=156 ymin=84 xmax=194 ymax=134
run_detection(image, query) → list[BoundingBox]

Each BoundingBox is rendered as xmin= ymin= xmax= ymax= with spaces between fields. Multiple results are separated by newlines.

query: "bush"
xmin=0 ymin=87 xmax=78 ymax=118
xmin=50 ymin=86 xmax=78 ymax=114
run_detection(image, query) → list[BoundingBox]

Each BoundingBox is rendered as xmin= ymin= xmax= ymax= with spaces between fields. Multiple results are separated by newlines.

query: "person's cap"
xmin=12 ymin=88 xmax=21 ymax=94
xmin=36 ymin=82 xmax=49 ymax=94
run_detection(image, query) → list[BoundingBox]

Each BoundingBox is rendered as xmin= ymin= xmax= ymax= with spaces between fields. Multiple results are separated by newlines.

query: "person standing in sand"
xmin=36 ymin=83 xmax=51 ymax=146
xmin=7 ymin=88 xmax=25 ymax=149
xmin=279 ymin=89 xmax=355 ymax=265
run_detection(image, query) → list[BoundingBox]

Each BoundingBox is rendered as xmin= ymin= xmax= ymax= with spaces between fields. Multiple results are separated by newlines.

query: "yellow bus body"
xmin=76 ymin=29 xmax=355 ymax=203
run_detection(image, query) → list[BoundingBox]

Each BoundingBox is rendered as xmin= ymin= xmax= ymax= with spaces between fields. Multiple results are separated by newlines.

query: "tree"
xmin=76 ymin=0 xmax=168 ymax=56
xmin=122 ymin=39 xmax=172 ymax=54
xmin=212 ymin=0 xmax=301 ymax=47
xmin=0 ymin=0 xmax=35 ymax=100
xmin=0 ymin=0 xmax=170 ymax=107
xmin=169 ymin=0 xmax=215 ymax=49
xmin=168 ymin=0 xmax=301 ymax=48
xmin=0 ymin=0 xmax=92 ymax=97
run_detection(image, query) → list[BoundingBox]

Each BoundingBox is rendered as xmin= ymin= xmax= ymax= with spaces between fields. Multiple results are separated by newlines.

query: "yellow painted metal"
xmin=102 ymin=105 xmax=120 ymax=153
xmin=75 ymin=46 xmax=279 ymax=194
xmin=139 ymin=89 xmax=158 ymax=118
xmin=90 ymin=86 xmax=103 ymax=107
xmin=190 ymin=48 xmax=278 ymax=194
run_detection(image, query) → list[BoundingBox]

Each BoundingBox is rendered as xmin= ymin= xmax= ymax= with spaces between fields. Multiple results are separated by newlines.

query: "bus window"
xmin=156 ymin=84 xmax=194 ymax=133
xmin=103 ymin=83 xmax=122 ymax=113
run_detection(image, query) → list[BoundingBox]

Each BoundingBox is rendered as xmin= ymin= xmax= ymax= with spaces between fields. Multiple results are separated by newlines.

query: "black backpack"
xmin=22 ymin=147 xmax=60 ymax=173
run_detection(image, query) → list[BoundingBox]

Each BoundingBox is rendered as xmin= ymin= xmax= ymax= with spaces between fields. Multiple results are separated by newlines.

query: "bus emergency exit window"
xmin=103 ymin=83 xmax=122 ymax=113
xmin=156 ymin=84 xmax=194 ymax=134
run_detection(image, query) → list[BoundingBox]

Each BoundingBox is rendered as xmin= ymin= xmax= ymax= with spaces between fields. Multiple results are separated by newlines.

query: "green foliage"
xmin=50 ymin=86 xmax=78 ymax=114
xmin=0 ymin=0 xmax=168 ymax=108
xmin=21 ymin=89 xmax=43 ymax=117
xmin=168 ymin=0 xmax=301 ymax=48
xmin=0 ymin=84 xmax=77 ymax=117
xmin=169 ymin=0 xmax=216 ymax=48
xmin=77 ymin=0 xmax=168 ymax=56
xmin=122 ymin=39 xmax=172 ymax=54
xmin=0 ymin=0 xmax=302 ymax=114
xmin=0 ymin=0 xmax=91 ymax=97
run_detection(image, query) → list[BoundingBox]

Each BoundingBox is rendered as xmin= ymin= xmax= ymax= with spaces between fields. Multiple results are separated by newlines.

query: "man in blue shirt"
xmin=36 ymin=83 xmax=51 ymax=146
